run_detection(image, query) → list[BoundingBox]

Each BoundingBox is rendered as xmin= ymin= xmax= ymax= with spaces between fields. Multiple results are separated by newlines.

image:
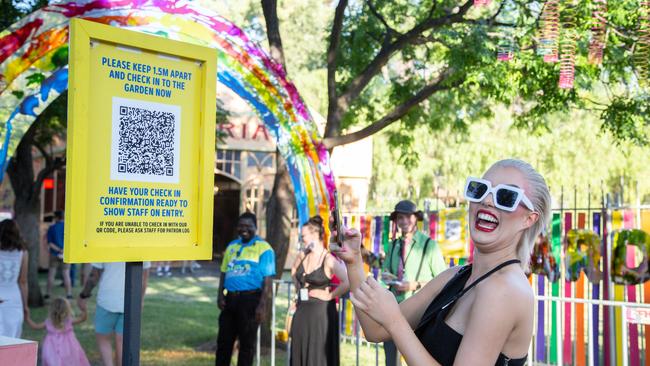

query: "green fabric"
xmin=382 ymin=230 xmax=446 ymax=303
xmin=549 ymin=212 xmax=561 ymax=363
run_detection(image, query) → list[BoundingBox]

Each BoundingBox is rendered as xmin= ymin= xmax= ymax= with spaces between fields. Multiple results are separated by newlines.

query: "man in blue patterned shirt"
xmin=215 ymin=212 xmax=275 ymax=366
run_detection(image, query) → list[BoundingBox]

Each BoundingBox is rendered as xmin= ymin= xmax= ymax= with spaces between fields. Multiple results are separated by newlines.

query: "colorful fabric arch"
xmin=0 ymin=0 xmax=335 ymax=225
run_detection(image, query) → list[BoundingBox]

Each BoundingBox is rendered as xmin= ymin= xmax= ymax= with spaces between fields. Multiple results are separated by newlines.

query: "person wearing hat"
xmin=380 ymin=200 xmax=446 ymax=366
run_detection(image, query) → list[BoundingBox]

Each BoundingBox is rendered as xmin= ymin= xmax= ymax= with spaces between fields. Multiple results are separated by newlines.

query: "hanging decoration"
xmin=496 ymin=0 xmax=518 ymax=62
xmin=474 ymin=0 xmax=491 ymax=7
xmin=564 ymin=229 xmax=602 ymax=283
xmin=611 ymin=229 xmax=650 ymax=285
xmin=558 ymin=5 xmax=577 ymax=89
xmin=634 ymin=1 xmax=650 ymax=85
xmin=588 ymin=0 xmax=608 ymax=64
xmin=538 ymin=0 xmax=561 ymax=62
xmin=530 ymin=234 xmax=560 ymax=282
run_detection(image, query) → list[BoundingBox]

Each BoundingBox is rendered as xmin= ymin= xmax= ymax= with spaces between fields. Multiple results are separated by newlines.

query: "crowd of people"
xmin=0 ymin=158 xmax=550 ymax=366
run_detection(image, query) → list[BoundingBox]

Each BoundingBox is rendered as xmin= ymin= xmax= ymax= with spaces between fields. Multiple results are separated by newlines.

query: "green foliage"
xmin=334 ymin=0 xmax=649 ymax=152
xmin=370 ymin=106 xmax=650 ymax=211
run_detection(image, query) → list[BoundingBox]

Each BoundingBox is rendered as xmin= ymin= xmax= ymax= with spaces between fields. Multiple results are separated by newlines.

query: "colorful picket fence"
xmin=336 ymin=207 xmax=650 ymax=364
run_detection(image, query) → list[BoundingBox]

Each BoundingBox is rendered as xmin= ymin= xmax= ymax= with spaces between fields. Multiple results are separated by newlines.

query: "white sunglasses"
xmin=464 ymin=177 xmax=535 ymax=212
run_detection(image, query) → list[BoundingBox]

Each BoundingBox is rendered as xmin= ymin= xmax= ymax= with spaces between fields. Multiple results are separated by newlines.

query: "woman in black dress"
xmin=290 ymin=216 xmax=349 ymax=366
xmin=336 ymin=159 xmax=551 ymax=366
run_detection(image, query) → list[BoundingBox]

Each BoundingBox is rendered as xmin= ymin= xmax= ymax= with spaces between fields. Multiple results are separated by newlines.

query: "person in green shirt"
xmin=381 ymin=200 xmax=446 ymax=366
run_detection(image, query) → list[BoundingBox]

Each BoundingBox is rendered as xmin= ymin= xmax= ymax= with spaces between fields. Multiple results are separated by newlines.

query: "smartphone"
xmin=329 ymin=190 xmax=344 ymax=251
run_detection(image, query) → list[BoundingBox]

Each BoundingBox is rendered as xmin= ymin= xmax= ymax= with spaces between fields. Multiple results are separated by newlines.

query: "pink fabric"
xmin=41 ymin=318 xmax=89 ymax=366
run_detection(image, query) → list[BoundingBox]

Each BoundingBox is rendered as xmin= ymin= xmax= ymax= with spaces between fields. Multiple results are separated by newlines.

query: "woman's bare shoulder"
xmin=475 ymin=269 xmax=534 ymax=311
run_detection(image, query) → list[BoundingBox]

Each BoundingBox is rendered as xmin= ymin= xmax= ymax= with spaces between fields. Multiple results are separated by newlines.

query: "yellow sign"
xmin=436 ymin=208 xmax=468 ymax=258
xmin=64 ymin=19 xmax=217 ymax=262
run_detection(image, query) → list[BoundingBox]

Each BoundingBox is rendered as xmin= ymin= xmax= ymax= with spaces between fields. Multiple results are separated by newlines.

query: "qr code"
xmin=111 ymin=97 xmax=180 ymax=183
xmin=117 ymin=106 xmax=175 ymax=176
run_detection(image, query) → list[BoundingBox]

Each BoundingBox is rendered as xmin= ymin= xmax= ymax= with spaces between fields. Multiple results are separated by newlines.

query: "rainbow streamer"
xmin=641 ymin=210 xmax=650 ymax=366
xmin=603 ymin=209 xmax=611 ymax=366
xmin=564 ymin=212 xmax=573 ymax=365
xmin=623 ymin=211 xmax=640 ymax=366
xmin=373 ymin=216 xmax=382 ymax=278
xmin=592 ymin=212 xmax=601 ymax=366
xmin=612 ymin=210 xmax=624 ymax=366
xmin=536 ymin=274 xmax=545 ymax=362
xmin=428 ymin=212 xmax=437 ymax=240
xmin=550 ymin=212 xmax=561 ymax=364
xmin=382 ymin=216 xmax=390 ymax=254
xmin=0 ymin=0 xmax=335 ymax=225
xmin=576 ymin=213 xmax=586 ymax=366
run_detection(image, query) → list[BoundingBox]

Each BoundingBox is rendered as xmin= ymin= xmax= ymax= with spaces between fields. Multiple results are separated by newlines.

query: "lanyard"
xmin=396 ymin=236 xmax=416 ymax=271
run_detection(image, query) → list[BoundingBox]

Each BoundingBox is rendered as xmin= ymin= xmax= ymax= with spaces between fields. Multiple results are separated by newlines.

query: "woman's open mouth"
xmin=476 ymin=209 xmax=499 ymax=232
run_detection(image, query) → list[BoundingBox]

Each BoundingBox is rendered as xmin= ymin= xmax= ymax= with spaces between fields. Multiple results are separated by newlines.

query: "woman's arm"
xmin=18 ymin=251 xmax=28 ymax=314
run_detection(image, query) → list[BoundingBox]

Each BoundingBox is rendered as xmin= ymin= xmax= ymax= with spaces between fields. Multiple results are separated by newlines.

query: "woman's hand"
xmin=308 ymin=288 xmax=332 ymax=301
xmin=350 ymin=276 xmax=401 ymax=329
xmin=330 ymin=228 xmax=362 ymax=265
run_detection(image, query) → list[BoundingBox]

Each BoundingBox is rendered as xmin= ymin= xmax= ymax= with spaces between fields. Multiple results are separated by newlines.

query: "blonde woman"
xmin=336 ymin=159 xmax=551 ymax=366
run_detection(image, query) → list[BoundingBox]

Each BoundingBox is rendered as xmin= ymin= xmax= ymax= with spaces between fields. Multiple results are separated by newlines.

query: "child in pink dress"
xmin=26 ymin=297 xmax=90 ymax=366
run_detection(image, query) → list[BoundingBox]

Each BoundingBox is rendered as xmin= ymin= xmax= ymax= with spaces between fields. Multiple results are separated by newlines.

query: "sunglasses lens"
xmin=496 ymin=188 xmax=519 ymax=209
xmin=466 ymin=180 xmax=488 ymax=200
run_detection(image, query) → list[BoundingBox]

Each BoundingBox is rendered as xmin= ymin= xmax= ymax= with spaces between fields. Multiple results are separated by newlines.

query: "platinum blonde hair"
xmin=486 ymin=159 xmax=551 ymax=273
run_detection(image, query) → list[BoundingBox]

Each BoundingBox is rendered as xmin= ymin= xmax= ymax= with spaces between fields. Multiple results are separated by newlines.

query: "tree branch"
xmin=261 ymin=0 xmax=287 ymax=67
xmin=32 ymin=140 xmax=52 ymax=167
xmin=325 ymin=0 xmax=349 ymax=138
xmin=336 ymin=0 xmax=473 ymax=118
xmin=367 ymin=0 xmax=400 ymax=36
xmin=428 ymin=0 xmax=438 ymax=19
xmin=323 ymin=70 xmax=462 ymax=148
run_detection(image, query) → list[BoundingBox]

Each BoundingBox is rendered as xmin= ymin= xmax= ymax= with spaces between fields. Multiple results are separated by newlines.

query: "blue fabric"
xmin=220 ymin=236 xmax=276 ymax=292
xmin=47 ymin=221 xmax=64 ymax=256
xmin=94 ymin=304 xmax=124 ymax=334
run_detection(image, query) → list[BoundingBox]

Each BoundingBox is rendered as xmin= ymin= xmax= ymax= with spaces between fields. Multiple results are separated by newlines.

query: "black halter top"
xmin=414 ymin=259 xmax=527 ymax=366
xmin=295 ymin=250 xmax=330 ymax=291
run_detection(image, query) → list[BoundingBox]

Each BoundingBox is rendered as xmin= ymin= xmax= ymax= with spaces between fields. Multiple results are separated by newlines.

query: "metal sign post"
xmin=123 ymin=262 xmax=144 ymax=366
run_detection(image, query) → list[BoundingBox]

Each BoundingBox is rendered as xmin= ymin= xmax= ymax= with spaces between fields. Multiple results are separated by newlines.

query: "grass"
xmin=22 ymin=265 xmax=385 ymax=366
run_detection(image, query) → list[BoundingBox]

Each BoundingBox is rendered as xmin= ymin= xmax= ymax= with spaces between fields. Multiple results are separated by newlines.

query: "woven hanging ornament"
xmin=496 ymin=0 xmax=518 ymax=62
xmin=588 ymin=0 xmax=608 ymax=64
xmin=538 ymin=0 xmax=561 ymax=62
xmin=634 ymin=1 xmax=650 ymax=85
xmin=558 ymin=6 xmax=577 ymax=89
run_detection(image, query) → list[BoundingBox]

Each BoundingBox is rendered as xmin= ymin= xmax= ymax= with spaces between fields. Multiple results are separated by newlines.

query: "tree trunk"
xmin=262 ymin=155 xmax=294 ymax=346
xmin=14 ymin=197 xmax=43 ymax=307
xmin=7 ymin=126 xmax=44 ymax=307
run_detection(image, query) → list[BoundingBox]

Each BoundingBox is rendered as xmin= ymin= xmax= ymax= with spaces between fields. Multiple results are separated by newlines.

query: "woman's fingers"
xmin=349 ymin=292 xmax=367 ymax=312
xmin=365 ymin=275 xmax=381 ymax=289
